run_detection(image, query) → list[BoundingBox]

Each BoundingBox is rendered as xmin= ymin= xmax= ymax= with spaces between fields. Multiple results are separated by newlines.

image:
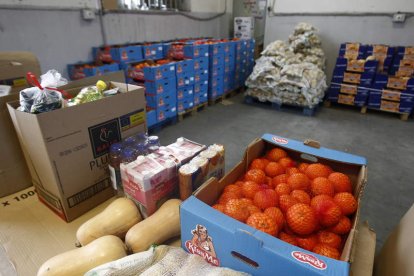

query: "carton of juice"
xmin=121 ymin=154 xmax=177 ymax=217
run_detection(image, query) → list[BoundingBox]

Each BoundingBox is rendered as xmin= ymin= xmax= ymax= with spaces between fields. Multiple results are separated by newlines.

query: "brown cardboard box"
xmin=374 ymin=204 xmax=414 ymax=276
xmin=0 ymin=52 xmax=41 ymax=197
xmin=101 ymin=0 xmax=119 ymax=10
xmin=7 ymin=73 xmax=146 ymax=221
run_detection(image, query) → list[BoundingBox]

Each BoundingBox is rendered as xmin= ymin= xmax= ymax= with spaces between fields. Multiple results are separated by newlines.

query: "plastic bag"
xmin=19 ymin=70 xmax=68 ymax=113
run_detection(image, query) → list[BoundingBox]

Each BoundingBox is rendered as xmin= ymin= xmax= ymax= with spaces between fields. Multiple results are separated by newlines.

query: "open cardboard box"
xmin=6 ymin=72 xmax=146 ymax=222
xmin=180 ymin=134 xmax=368 ymax=275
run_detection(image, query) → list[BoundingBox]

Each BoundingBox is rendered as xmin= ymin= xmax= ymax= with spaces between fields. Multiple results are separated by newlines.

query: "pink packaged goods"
xmin=121 ymin=137 xmax=205 ymax=217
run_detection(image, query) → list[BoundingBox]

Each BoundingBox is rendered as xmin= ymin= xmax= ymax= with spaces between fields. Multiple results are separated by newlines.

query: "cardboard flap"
xmin=350 ymin=221 xmax=376 ymax=276
xmin=262 ymin=134 xmax=367 ymax=165
xmin=58 ymin=71 xmax=125 ymax=90
xmin=234 ymin=229 xmax=263 ymax=252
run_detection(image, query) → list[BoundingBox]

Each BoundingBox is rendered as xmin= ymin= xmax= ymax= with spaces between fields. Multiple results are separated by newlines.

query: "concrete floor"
xmin=157 ymin=93 xmax=414 ymax=254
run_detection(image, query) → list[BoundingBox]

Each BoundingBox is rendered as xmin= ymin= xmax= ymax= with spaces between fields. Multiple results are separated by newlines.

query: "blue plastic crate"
xmin=145 ymin=77 xmax=177 ymax=95
xmin=184 ymin=44 xmax=209 ymax=58
xmin=194 ymin=57 xmax=209 ymax=73
xmin=146 ymin=93 xmax=177 ymax=109
xmin=177 ymin=72 xmax=195 ymax=88
xmin=163 ymin=43 xmax=172 ymax=57
xmin=224 ymin=54 xmax=236 ymax=67
xmin=176 ymin=59 xmax=195 ymax=75
xmin=143 ymin=62 xmax=176 ymax=81
xmin=93 ymin=45 xmax=143 ymax=63
xmin=177 ymin=98 xmax=195 ymax=113
xmin=209 ymin=66 xmax=224 ymax=78
xmin=194 ymin=92 xmax=208 ymax=105
xmin=223 ymin=41 xmax=236 ymax=56
xmin=194 ymin=80 xmax=208 ymax=95
xmin=194 ymin=69 xmax=209 ymax=83
xmin=146 ymin=109 xmax=157 ymax=127
xmin=142 ymin=43 xmax=164 ymax=59
xmin=67 ymin=62 xmax=120 ymax=80
xmin=177 ymin=85 xmax=194 ymax=101
xmin=157 ymin=103 xmax=177 ymax=122
xmin=208 ymin=42 xmax=225 ymax=56
xmin=209 ymin=54 xmax=225 ymax=67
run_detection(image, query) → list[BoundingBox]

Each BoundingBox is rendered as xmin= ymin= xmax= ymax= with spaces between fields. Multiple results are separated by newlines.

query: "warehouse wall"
xmin=264 ymin=16 xmax=414 ymax=82
xmin=0 ymin=8 xmax=231 ymax=78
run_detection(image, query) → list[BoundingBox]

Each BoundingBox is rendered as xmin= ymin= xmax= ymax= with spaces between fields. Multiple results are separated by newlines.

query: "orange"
xmin=224 ymin=199 xmax=250 ymax=222
xmin=279 ymin=194 xmax=299 ymax=212
xmin=265 ymin=162 xmax=285 ymax=177
xmin=305 ymin=163 xmax=331 ymax=179
xmin=329 ymin=216 xmax=352 ymax=235
xmin=247 ymin=213 xmax=279 ymax=236
xmin=296 ymin=234 xmax=318 ymax=251
xmin=311 ymin=195 xmax=342 ymax=227
xmin=264 ymin=207 xmax=285 ymax=228
xmin=275 ymin=183 xmax=292 ymax=197
xmin=311 ymin=177 xmax=335 ymax=197
xmin=313 ymin=244 xmax=340 ymax=260
xmin=223 ymin=184 xmax=243 ymax=198
xmin=218 ymin=191 xmax=240 ymax=205
xmin=279 ymin=232 xmax=298 ymax=246
xmin=245 ymin=169 xmax=266 ymax=184
xmin=241 ymin=181 xmax=261 ymax=199
xmin=291 ymin=190 xmax=311 ymax=205
xmin=267 ymin=148 xmax=287 ymax=162
xmin=287 ymin=173 xmax=310 ymax=191
xmin=249 ymin=158 xmax=269 ymax=171
xmin=235 ymin=181 xmax=245 ymax=187
xmin=286 ymin=203 xmax=318 ymax=235
xmin=272 ymin=174 xmax=288 ymax=188
xmin=239 ymin=198 xmax=254 ymax=206
xmin=286 ymin=167 xmax=300 ymax=176
xmin=246 ymin=204 xmax=262 ymax=216
xmin=317 ymin=230 xmax=342 ymax=249
xmin=254 ymin=189 xmax=279 ymax=210
xmin=328 ymin=172 xmax=353 ymax=193
xmin=298 ymin=163 xmax=310 ymax=173
xmin=279 ymin=157 xmax=296 ymax=169
xmin=212 ymin=204 xmax=225 ymax=213
xmin=334 ymin=192 xmax=358 ymax=215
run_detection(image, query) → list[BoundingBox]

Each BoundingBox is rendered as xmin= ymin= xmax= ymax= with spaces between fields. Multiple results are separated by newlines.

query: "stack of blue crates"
xmin=187 ymin=44 xmax=209 ymax=106
xmin=234 ymin=39 xmax=255 ymax=89
xmin=208 ymin=42 xmax=225 ymax=100
xmin=175 ymin=59 xmax=195 ymax=113
xmin=328 ymin=43 xmax=414 ymax=115
xmin=223 ymin=41 xmax=236 ymax=93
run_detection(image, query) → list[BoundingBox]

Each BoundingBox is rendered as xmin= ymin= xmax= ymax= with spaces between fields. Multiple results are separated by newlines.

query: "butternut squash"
xmin=125 ymin=199 xmax=182 ymax=253
xmin=76 ymin=197 xmax=142 ymax=246
xmin=167 ymin=237 xmax=182 ymax=247
xmin=37 ymin=235 xmax=127 ymax=276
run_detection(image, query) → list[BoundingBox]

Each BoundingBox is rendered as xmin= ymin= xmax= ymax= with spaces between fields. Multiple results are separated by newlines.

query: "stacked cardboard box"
xmin=234 ymin=17 xmax=254 ymax=40
xmin=175 ymin=59 xmax=195 ymax=113
xmin=389 ymin=46 xmax=414 ymax=77
xmin=235 ymin=39 xmax=255 ymax=89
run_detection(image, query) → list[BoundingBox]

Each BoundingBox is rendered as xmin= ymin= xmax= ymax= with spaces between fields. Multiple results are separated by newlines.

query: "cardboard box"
xmin=374 ymin=203 xmax=414 ymax=276
xmin=144 ymin=77 xmax=176 ymax=95
xmin=183 ymin=44 xmax=209 ymax=59
xmin=0 ymin=187 xmax=115 ymax=276
xmin=334 ymin=57 xmax=378 ymax=74
xmin=194 ymin=92 xmax=208 ymax=105
xmin=146 ymin=109 xmax=157 ymax=127
xmin=101 ymin=0 xmax=119 ymax=10
xmin=0 ymin=52 xmax=40 ymax=197
xmin=328 ymin=83 xmax=369 ymax=107
xmin=141 ymin=43 xmax=164 ymax=60
xmin=372 ymin=74 xmax=414 ymax=92
xmin=339 ymin=43 xmax=367 ymax=60
xmin=7 ymin=73 xmax=146 ymax=222
xmin=146 ymin=93 xmax=177 ymax=109
xmin=92 ymin=45 xmax=143 ymax=64
xmin=177 ymin=73 xmax=195 ymax=88
xmin=67 ymin=62 xmax=120 ymax=80
xmin=156 ymin=104 xmax=177 ymax=122
xmin=177 ymin=85 xmax=194 ymax=100
xmin=177 ymin=98 xmax=194 ymax=113
xmin=194 ymin=80 xmax=208 ymax=95
xmin=194 ymin=69 xmax=209 ymax=83
xmin=234 ymin=17 xmax=254 ymax=39
xmin=194 ymin=57 xmax=209 ymax=73
xmin=180 ymin=134 xmax=367 ymax=276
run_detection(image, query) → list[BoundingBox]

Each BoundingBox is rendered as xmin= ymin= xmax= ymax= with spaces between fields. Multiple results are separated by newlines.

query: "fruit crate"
xmin=181 ymin=134 xmax=367 ymax=276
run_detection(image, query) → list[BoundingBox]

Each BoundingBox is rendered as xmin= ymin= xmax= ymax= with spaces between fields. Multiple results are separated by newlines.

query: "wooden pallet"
xmin=148 ymin=116 xmax=178 ymax=133
xmin=245 ymin=95 xmax=318 ymax=116
xmin=178 ymin=102 xmax=208 ymax=122
xmin=324 ymin=100 xmax=367 ymax=114
xmin=208 ymin=87 xmax=245 ymax=106
xmin=366 ymin=107 xmax=410 ymax=121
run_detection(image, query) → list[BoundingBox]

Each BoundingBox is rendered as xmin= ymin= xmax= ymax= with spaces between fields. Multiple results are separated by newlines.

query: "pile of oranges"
xmin=212 ymin=147 xmax=358 ymax=260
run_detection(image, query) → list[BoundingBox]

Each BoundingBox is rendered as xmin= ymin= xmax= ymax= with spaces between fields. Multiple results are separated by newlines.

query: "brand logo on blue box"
xmin=185 ymin=224 xmax=219 ymax=266
xmin=291 ymin=251 xmax=327 ymax=270
xmin=272 ymin=136 xmax=289 ymax=145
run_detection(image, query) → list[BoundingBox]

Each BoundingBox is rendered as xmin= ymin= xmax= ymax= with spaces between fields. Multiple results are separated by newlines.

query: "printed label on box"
xmin=340 ymin=84 xmax=357 ymax=95
xmin=338 ymin=94 xmax=355 ymax=105
xmin=396 ymin=67 xmax=414 ymax=77
xmin=382 ymin=90 xmax=401 ymax=101
xmin=291 ymin=251 xmax=327 ymax=270
xmin=399 ymin=59 xmax=414 ymax=68
xmin=387 ymin=77 xmax=408 ymax=90
xmin=119 ymin=109 xmax=145 ymax=131
xmin=404 ymin=47 xmax=414 ymax=56
xmin=67 ymin=178 xmax=111 ymax=208
xmin=88 ymin=119 xmax=121 ymax=158
xmin=380 ymin=100 xmax=399 ymax=112
xmin=0 ymin=77 xmax=27 ymax=87
xmin=347 ymin=60 xmax=365 ymax=73
xmin=185 ymin=224 xmax=219 ymax=266
xmin=343 ymin=72 xmax=361 ymax=84
xmin=373 ymin=45 xmax=388 ymax=55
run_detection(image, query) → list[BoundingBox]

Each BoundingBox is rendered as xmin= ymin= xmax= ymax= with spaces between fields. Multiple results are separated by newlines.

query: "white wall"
xmin=0 ymin=8 xmax=232 ymax=77
xmin=190 ymin=0 xmax=232 ymax=13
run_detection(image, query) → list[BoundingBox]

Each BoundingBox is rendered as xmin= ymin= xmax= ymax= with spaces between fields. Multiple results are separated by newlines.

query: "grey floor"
xmin=158 ymin=93 xmax=414 ymax=254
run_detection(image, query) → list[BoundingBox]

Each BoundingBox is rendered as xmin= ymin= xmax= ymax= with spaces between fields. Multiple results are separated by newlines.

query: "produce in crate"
xmin=37 ymin=235 xmax=127 ymax=276
xmin=125 ymin=199 xmax=182 ymax=253
xmin=76 ymin=198 xmax=142 ymax=246
xmin=211 ymin=147 xmax=358 ymax=260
